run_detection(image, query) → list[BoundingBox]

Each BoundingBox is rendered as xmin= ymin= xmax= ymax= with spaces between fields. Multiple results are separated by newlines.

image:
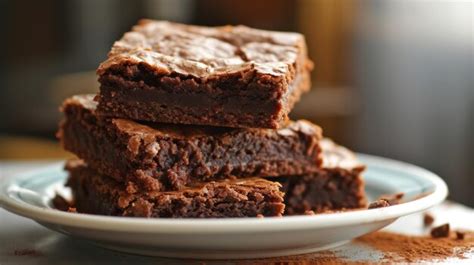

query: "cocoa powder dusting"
xmin=237 ymin=250 xmax=366 ymax=265
xmin=237 ymin=231 xmax=473 ymax=264
xmin=355 ymin=231 xmax=474 ymax=263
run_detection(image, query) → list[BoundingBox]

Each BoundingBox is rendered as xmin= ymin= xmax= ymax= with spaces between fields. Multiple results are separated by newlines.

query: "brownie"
xmin=96 ymin=20 xmax=313 ymax=129
xmin=66 ymin=160 xmax=285 ymax=218
xmin=58 ymin=95 xmax=323 ymax=191
xmin=275 ymin=139 xmax=367 ymax=215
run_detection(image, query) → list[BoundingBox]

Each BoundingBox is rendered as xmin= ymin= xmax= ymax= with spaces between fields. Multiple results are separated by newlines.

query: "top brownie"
xmin=96 ymin=20 xmax=312 ymax=129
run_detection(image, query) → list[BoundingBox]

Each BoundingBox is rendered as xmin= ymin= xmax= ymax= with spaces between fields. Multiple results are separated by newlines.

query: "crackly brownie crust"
xmin=275 ymin=139 xmax=367 ymax=215
xmin=66 ymin=160 xmax=285 ymax=218
xmin=58 ymin=95 xmax=323 ymax=191
xmin=96 ymin=20 xmax=313 ymax=129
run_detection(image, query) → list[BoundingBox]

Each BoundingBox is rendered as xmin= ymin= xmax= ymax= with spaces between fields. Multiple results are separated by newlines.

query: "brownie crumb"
xmin=379 ymin=192 xmax=404 ymax=205
xmin=423 ymin=213 xmax=435 ymax=227
xmin=368 ymin=192 xmax=405 ymax=209
xmin=256 ymin=214 xmax=264 ymax=218
xmin=125 ymin=182 xmax=138 ymax=194
xmin=431 ymin=223 xmax=450 ymax=238
xmin=68 ymin=207 xmax=77 ymax=213
xmin=456 ymin=230 xmax=466 ymax=240
xmin=304 ymin=210 xmax=316 ymax=215
xmin=52 ymin=194 xmax=71 ymax=211
xmin=368 ymin=199 xmax=391 ymax=209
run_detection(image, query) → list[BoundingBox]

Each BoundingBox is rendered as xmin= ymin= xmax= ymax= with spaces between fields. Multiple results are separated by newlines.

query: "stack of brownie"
xmin=57 ymin=20 xmax=366 ymax=218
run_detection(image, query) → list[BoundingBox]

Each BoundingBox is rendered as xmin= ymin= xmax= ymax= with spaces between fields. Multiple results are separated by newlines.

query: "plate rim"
xmin=0 ymin=154 xmax=448 ymax=234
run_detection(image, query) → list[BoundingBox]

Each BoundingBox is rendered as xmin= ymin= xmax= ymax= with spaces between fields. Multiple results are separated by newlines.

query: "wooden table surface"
xmin=1 ymin=161 xmax=473 ymax=264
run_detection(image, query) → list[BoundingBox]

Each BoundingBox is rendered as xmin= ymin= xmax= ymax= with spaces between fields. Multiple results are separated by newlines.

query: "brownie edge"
xmin=275 ymin=139 xmax=367 ymax=215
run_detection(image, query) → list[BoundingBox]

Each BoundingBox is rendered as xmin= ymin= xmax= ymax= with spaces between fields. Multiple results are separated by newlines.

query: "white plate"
xmin=0 ymin=154 xmax=448 ymax=259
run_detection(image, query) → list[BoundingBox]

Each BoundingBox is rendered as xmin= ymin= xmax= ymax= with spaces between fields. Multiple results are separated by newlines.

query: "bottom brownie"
xmin=275 ymin=139 xmax=367 ymax=215
xmin=66 ymin=160 xmax=285 ymax=218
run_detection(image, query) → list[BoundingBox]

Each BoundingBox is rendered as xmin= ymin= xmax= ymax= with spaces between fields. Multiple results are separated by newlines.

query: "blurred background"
xmin=0 ymin=0 xmax=472 ymax=206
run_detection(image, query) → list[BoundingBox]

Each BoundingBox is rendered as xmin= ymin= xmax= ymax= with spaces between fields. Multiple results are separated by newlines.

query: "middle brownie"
xmin=58 ymin=95 xmax=323 ymax=191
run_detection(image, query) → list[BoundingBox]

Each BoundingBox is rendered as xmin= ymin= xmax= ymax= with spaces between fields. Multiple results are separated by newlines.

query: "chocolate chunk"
xmin=423 ymin=213 xmax=435 ymax=226
xmin=431 ymin=223 xmax=450 ymax=238
xmin=455 ymin=230 xmax=466 ymax=240
xmin=52 ymin=194 xmax=71 ymax=211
